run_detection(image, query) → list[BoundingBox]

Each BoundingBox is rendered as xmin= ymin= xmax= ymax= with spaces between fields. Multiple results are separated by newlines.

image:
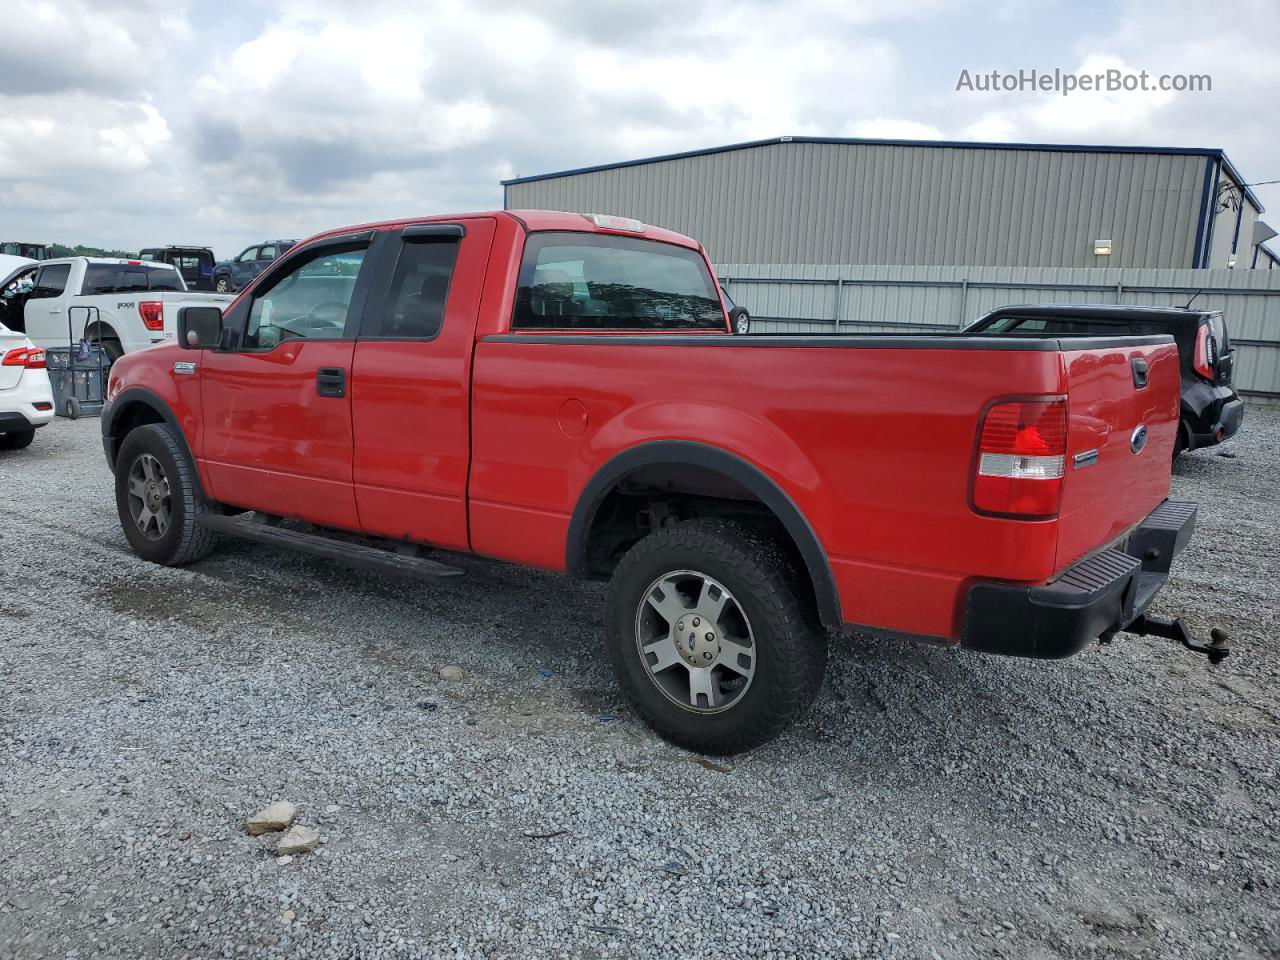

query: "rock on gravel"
xmin=276 ymin=824 xmax=321 ymax=855
xmin=245 ymin=800 xmax=297 ymax=835
xmin=438 ymin=664 xmax=464 ymax=680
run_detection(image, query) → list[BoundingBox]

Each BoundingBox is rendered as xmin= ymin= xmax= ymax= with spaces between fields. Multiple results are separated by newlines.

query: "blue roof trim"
xmin=501 ymin=135 xmax=1264 ymax=213
xmin=1191 ymin=156 xmax=1215 ymax=268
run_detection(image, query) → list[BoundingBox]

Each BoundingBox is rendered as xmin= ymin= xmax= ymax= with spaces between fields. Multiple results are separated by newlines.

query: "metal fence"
xmin=718 ymin=264 xmax=1280 ymax=398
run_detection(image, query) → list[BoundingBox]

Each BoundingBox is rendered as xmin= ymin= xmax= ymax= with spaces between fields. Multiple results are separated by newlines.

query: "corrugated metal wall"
xmin=718 ymin=263 xmax=1280 ymax=396
xmin=506 ymin=141 xmax=1208 ymax=269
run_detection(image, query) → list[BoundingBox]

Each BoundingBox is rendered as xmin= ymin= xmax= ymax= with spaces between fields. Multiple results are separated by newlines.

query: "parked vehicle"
xmin=140 ymin=246 xmax=217 ymax=291
xmin=720 ymin=284 xmax=750 ymax=334
xmin=0 ymin=322 xmax=54 ymax=449
xmin=1 ymin=242 xmax=51 ymax=261
xmin=101 ymin=210 xmax=1215 ymax=754
xmin=211 ymin=240 xmax=298 ymax=293
xmin=966 ymin=304 xmax=1243 ymax=457
xmin=0 ymin=257 xmax=232 ymax=362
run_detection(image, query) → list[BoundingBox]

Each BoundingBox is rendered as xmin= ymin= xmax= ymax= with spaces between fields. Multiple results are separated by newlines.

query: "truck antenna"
xmin=1182 ymin=288 xmax=1203 ymax=310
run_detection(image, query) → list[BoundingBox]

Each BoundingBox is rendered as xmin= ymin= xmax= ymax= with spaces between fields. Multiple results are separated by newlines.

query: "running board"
xmin=197 ymin=514 xmax=464 ymax=579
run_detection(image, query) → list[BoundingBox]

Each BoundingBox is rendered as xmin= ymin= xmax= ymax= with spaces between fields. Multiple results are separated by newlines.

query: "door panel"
xmin=199 ymin=341 xmax=360 ymax=529
xmin=197 ymin=236 xmax=380 ymax=531
xmin=351 ymin=218 xmax=495 ymax=550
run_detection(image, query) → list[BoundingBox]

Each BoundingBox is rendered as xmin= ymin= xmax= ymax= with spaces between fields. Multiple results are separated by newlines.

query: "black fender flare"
xmin=566 ymin=441 xmax=842 ymax=628
xmin=101 ymin=386 xmax=194 ymax=473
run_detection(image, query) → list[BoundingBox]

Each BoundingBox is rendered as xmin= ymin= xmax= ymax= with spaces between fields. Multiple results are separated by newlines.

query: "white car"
xmin=0 ymin=256 xmax=231 ymax=361
xmin=0 ymin=322 xmax=54 ymax=449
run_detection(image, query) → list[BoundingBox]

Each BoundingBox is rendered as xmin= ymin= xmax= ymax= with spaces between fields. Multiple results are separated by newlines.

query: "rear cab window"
xmin=81 ymin=263 xmax=184 ymax=294
xmin=511 ymin=232 xmax=726 ymax=332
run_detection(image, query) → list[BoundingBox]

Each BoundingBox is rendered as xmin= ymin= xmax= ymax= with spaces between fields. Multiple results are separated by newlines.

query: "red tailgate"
xmin=1055 ymin=341 xmax=1180 ymax=572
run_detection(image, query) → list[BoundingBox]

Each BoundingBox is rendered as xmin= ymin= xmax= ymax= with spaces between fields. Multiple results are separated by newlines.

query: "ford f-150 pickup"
xmin=100 ymin=210 xmax=1217 ymax=754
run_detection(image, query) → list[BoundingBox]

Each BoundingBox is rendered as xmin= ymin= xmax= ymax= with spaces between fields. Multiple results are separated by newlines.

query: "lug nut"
xmin=703 ymin=652 xmax=713 ymax=660
xmin=692 ymin=618 xmax=700 ymax=627
xmin=705 ymin=632 xmax=714 ymax=641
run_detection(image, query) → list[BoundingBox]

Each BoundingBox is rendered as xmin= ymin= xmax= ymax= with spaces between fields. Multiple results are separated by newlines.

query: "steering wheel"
xmin=306 ymin=300 xmax=349 ymax=328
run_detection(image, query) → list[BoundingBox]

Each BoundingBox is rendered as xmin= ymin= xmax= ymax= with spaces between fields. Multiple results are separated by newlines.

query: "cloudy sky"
xmin=1 ymin=0 xmax=1277 ymax=259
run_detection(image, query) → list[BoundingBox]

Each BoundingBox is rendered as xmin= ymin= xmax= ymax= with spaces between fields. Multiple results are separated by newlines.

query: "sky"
xmin=1 ymin=0 xmax=1277 ymax=260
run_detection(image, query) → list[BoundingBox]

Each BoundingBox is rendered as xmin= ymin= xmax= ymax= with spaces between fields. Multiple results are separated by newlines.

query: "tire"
xmin=1173 ymin=420 xmax=1190 ymax=460
xmin=114 ymin=423 xmax=218 ymax=566
xmin=215 ymin=276 xmax=232 ymax=293
xmin=0 ymin=429 xmax=36 ymax=450
xmin=604 ymin=518 xmax=827 ymax=754
xmin=101 ymin=339 xmax=125 ymax=364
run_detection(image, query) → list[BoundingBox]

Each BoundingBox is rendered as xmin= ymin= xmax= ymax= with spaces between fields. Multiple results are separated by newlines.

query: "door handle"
xmin=1131 ymin=357 xmax=1149 ymax=389
xmin=49 ymin=308 xmax=63 ymax=314
xmin=316 ymin=367 xmax=346 ymax=398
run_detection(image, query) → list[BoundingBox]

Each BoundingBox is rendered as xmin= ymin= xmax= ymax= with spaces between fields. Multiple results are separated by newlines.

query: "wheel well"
xmin=84 ymin=321 xmax=121 ymax=344
xmin=107 ymin=400 xmax=165 ymax=464
xmin=580 ymin=462 xmax=822 ymax=621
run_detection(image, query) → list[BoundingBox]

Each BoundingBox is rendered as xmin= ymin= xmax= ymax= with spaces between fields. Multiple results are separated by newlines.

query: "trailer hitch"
xmin=1125 ymin=615 xmax=1230 ymax=664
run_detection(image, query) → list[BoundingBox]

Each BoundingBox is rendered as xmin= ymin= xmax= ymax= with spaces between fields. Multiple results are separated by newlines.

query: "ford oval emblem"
xmin=1130 ymin=424 xmax=1149 ymax=454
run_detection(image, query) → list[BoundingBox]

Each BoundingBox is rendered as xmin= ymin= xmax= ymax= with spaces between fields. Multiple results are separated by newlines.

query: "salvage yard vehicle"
xmin=967 ymin=304 xmax=1243 ymax=457
xmin=100 ymin=211 xmax=1222 ymax=754
xmin=0 ymin=257 xmax=232 ymax=362
xmin=0 ymin=321 xmax=54 ymax=449
xmin=139 ymin=246 xmax=217 ymax=291
xmin=211 ymin=240 xmax=298 ymax=293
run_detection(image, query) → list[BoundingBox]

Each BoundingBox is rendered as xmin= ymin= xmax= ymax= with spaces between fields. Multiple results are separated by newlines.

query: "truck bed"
xmin=467 ymin=332 xmax=1180 ymax=641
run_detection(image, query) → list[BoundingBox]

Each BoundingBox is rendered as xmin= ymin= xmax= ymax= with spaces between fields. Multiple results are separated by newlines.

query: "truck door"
xmin=197 ymin=232 xmax=380 ymax=531
xmin=349 ymin=218 xmax=495 ymax=551
xmin=22 ymin=262 xmax=73 ymax=346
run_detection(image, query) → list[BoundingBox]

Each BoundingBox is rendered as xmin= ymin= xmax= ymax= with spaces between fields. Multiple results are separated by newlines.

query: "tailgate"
xmin=1055 ymin=340 xmax=1180 ymax=572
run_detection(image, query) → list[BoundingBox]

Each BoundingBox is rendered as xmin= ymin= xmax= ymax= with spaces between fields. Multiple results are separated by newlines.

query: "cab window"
xmin=236 ymin=247 xmax=259 ymax=263
xmin=31 ymin=263 xmax=71 ymax=299
xmin=243 ymin=245 xmax=367 ymax=349
xmin=512 ymin=232 xmax=724 ymax=331
xmin=362 ymin=238 xmax=459 ymax=340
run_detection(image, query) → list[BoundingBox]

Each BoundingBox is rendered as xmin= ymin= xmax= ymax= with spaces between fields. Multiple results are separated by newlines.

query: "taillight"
xmin=1 ymin=347 xmax=46 ymax=369
xmin=973 ymin=399 xmax=1067 ymax=519
xmin=1193 ymin=324 xmax=1216 ymax=380
xmin=139 ymin=300 xmax=164 ymax=331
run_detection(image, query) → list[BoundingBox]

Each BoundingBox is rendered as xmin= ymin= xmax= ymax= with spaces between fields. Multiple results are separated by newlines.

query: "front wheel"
xmin=214 ymin=276 xmax=232 ymax=293
xmin=604 ymin=519 xmax=827 ymax=754
xmin=114 ymin=423 xmax=218 ymax=566
xmin=0 ymin=428 xmax=35 ymax=450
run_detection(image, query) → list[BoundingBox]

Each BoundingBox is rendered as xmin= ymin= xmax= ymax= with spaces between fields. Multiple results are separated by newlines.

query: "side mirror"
xmin=178 ymin=306 xmax=223 ymax=349
xmin=728 ymin=306 xmax=751 ymax=335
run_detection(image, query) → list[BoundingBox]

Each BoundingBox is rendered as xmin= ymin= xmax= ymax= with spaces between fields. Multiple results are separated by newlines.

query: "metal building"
xmin=502 ymin=136 xmax=1271 ymax=271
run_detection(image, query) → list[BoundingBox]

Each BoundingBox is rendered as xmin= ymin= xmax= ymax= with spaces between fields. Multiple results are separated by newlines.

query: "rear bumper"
xmin=1191 ymin=396 xmax=1243 ymax=447
xmin=961 ymin=499 xmax=1196 ymax=659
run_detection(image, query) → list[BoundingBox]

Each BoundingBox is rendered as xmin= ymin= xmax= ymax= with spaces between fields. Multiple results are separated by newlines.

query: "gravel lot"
xmin=2 ymin=411 xmax=1278 ymax=960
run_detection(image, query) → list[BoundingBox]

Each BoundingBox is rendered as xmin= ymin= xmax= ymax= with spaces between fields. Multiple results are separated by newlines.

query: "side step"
xmin=198 ymin=514 xmax=464 ymax=580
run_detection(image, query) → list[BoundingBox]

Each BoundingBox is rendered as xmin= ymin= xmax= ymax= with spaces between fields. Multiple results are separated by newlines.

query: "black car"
xmin=967 ymin=304 xmax=1243 ymax=457
xmin=139 ymin=246 xmax=217 ymax=291
xmin=211 ymin=240 xmax=298 ymax=293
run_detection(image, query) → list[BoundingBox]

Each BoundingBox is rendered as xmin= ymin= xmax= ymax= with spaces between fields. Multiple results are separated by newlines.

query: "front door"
xmin=350 ymin=218 xmax=495 ymax=551
xmin=197 ymin=233 xmax=380 ymax=531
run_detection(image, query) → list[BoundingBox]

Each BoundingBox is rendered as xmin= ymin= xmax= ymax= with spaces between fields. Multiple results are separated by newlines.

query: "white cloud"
xmin=0 ymin=0 xmax=1276 ymax=254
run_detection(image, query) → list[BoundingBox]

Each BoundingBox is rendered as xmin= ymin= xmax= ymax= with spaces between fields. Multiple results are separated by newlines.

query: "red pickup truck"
xmin=101 ymin=210 xmax=1212 ymax=754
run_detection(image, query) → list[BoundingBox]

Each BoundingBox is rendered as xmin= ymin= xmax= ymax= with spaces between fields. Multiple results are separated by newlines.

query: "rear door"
xmin=1055 ymin=339 xmax=1181 ymax=571
xmin=22 ymin=262 xmax=74 ymax=348
xmin=197 ymin=232 xmax=380 ymax=530
xmin=349 ymin=218 xmax=495 ymax=550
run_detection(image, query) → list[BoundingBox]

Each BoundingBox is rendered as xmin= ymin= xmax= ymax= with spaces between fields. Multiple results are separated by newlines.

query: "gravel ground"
xmin=1 ymin=411 xmax=1278 ymax=960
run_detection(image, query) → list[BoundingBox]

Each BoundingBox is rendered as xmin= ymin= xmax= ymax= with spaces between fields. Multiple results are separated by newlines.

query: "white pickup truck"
xmin=0 ymin=257 xmax=231 ymax=361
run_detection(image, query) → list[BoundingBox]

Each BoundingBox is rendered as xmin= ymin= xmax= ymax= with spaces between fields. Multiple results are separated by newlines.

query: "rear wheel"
xmin=603 ymin=519 xmax=827 ymax=754
xmin=0 ymin=428 xmax=35 ymax=450
xmin=101 ymin=339 xmax=124 ymax=364
xmin=1173 ymin=420 xmax=1190 ymax=459
xmin=114 ymin=423 xmax=218 ymax=566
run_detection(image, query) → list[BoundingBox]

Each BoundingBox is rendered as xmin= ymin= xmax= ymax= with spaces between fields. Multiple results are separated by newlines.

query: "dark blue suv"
xmin=212 ymin=240 xmax=298 ymax=293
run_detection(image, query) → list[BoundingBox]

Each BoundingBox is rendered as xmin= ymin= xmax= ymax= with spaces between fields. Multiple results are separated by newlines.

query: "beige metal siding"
xmin=718 ymin=263 xmax=1280 ymax=396
xmin=506 ymin=142 xmax=1207 ymax=269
